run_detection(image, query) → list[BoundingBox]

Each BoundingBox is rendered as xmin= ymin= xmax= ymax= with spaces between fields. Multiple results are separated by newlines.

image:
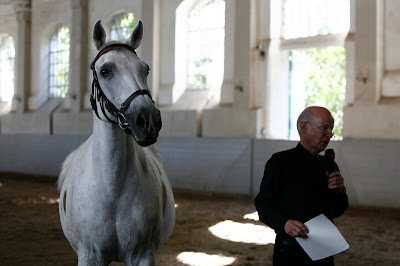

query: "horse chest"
xmin=69 ymin=174 xmax=163 ymax=245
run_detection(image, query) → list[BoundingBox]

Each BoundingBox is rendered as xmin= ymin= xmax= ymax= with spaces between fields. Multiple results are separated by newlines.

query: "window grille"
xmin=0 ymin=36 xmax=15 ymax=102
xmin=283 ymin=0 xmax=350 ymax=140
xmin=288 ymin=47 xmax=346 ymax=140
xmin=283 ymin=0 xmax=350 ymax=39
xmin=110 ymin=13 xmax=136 ymax=41
xmin=49 ymin=26 xmax=70 ymax=98
xmin=187 ymin=0 xmax=225 ymax=90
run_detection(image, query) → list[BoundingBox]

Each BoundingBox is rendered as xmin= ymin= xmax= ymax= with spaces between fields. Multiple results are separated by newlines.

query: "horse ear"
xmin=127 ymin=20 xmax=143 ymax=50
xmin=93 ymin=20 xmax=106 ymax=50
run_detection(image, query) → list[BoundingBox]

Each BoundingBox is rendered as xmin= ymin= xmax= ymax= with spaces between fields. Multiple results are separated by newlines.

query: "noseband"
xmin=90 ymin=43 xmax=154 ymax=134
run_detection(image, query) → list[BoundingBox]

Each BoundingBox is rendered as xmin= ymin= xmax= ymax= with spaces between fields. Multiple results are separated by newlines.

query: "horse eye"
xmin=100 ymin=69 xmax=110 ymax=77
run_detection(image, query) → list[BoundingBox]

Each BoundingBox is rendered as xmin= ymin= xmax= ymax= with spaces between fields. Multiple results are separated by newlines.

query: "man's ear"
xmin=300 ymin=121 xmax=308 ymax=135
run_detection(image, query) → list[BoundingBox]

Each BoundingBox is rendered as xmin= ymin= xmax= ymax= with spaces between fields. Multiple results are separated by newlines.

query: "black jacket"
xmin=254 ymin=143 xmax=349 ymax=236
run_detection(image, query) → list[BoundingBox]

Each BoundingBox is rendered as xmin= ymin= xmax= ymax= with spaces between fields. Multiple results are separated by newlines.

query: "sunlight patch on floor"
xmin=11 ymin=196 xmax=59 ymax=205
xmin=41 ymin=196 xmax=59 ymax=204
xmin=177 ymin=251 xmax=236 ymax=266
xmin=208 ymin=220 xmax=275 ymax=245
xmin=243 ymin=211 xmax=259 ymax=221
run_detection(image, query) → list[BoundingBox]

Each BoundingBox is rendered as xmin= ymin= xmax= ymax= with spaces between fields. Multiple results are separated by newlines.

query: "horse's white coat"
xmin=58 ymin=21 xmax=175 ymax=266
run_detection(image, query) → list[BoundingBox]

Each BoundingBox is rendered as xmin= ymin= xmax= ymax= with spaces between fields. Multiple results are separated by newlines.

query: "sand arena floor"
xmin=0 ymin=173 xmax=399 ymax=265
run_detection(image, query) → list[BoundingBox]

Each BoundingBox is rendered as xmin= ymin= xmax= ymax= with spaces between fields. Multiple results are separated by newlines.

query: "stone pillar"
xmin=65 ymin=0 xmax=88 ymax=112
xmin=220 ymin=0 xmax=235 ymax=104
xmin=202 ymin=0 xmax=262 ymax=137
xmin=12 ymin=0 xmax=32 ymax=113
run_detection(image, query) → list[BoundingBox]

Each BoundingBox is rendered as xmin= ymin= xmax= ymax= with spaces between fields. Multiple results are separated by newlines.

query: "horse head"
xmin=91 ymin=20 xmax=161 ymax=147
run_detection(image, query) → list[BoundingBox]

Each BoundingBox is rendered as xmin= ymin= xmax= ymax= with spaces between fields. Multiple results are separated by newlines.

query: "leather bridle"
xmin=90 ymin=43 xmax=154 ymax=135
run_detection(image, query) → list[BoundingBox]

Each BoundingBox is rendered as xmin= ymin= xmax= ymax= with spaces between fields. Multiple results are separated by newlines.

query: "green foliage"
xmin=302 ymin=46 xmax=346 ymax=140
xmin=120 ymin=13 xmax=136 ymax=40
xmin=110 ymin=13 xmax=136 ymax=41
xmin=194 ymin=57 xmax=212 ymax=89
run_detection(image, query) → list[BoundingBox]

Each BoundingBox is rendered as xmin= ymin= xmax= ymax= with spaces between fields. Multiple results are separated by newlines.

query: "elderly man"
xmin=255 ymin=106 xmax=348 ymax=265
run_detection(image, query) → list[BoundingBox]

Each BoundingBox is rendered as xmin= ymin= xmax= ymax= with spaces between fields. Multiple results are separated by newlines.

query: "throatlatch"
xmin=90 ymin=43 xmax=154 ymax=135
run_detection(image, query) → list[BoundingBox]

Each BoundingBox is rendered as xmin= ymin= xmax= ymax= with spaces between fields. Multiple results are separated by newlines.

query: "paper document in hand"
xmin=295 ymin=214 xmax=349 ymax=261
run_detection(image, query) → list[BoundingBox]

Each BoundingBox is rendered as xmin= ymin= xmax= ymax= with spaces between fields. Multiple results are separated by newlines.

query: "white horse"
xmin=57 ymin=20 xmax=175 ymax=266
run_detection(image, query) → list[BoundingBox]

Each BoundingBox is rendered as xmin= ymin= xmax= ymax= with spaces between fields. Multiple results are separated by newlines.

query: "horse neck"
xmin=92 ymin=118 xmax=136 ymax=184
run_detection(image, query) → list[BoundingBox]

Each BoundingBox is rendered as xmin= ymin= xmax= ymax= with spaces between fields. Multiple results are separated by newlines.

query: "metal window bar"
xmin=283 ymin=0 xmax=350 ymax=40
xmin=187 ymin=0 xmax=225 ymax=90
xmin=49 ymin=26 xmax=70 ymax=98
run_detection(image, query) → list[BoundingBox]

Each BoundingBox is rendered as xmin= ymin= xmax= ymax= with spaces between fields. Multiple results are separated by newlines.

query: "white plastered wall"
xmin=0 ymin=5 xmax=17 ymax=40
xmin=29 ymin=0 xmax=72 ymax=110
xmin=201 ymin=0 xmax=262 ymax=137
xmin=0 ymin=0 xmax=72 ymax=134
xmin=156 ymin=0 xmax=203 ymax=137
xmin=0 ymin=0 xmax=400 ymax=208
xmin=262 ymin=0 xmax=290 ymax=139
xmin=1 ymin=0 xmax=400 ymax=138
xmin=381 ymin=0 xmax=400 ymax=97
xmin=156 ymin=0 xmax=258 ymax=137
xmin=343 ymin=0 xmax=400 ymax=139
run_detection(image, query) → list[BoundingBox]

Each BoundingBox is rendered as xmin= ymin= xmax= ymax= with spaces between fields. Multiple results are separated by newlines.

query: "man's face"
xmin=301 ymin=110 xmax=334 ymax=154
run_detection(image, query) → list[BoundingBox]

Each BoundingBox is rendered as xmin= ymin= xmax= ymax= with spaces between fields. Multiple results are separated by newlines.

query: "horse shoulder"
xmin=57 ymin=136 xmax=93 ymax=191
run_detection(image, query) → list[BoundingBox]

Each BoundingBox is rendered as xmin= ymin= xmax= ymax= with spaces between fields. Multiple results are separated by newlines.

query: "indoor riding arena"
xmin=1 ymin=0 xmax=400 ymax=265
xmin=1 ymin=172 xmax=399 ymax=265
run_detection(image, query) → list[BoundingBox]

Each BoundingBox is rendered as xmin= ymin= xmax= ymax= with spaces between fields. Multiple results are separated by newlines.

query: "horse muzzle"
xmin=127 ymin=107 xmax=162 ymax=147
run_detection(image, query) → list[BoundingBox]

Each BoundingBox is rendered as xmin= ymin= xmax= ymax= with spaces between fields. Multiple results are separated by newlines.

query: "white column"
xmin=12 ymin=0 xmax=32 ymax=113
xmin=65 ymin=0 xmax=88 ymax=112
xmin=220 ymin=0 xmax=235 ymax=104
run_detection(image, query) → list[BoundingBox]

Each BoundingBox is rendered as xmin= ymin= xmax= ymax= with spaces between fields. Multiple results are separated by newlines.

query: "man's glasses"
xmin=306 ymin=122 xmax=334 ymax=137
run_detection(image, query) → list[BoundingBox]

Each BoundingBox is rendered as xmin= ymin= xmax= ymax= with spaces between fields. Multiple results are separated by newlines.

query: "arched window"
xmin=0 ymin=35 xmax=15 ymax=102
xmin=110 ymin=12 xmax=136 ymax=41
xmin=49 ymin=26 xmax=70 ymax=98
xmin=187 ymin=0 xmax=225 ymax=90
xmin=283 ymin=0 xmax=350 ymax=140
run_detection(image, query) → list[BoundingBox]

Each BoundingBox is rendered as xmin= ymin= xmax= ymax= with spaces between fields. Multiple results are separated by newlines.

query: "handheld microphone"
xmin=325 ymin=149 xmax=343 ymax=194
xmin=324 ymin=149 xmax=337 ymax=174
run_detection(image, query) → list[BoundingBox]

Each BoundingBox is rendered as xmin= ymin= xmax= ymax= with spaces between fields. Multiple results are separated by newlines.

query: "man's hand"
xmin=327 ymin=171 xmax=344 ymax=190
xmin=284 ymin=219 xmax=309 ymax=238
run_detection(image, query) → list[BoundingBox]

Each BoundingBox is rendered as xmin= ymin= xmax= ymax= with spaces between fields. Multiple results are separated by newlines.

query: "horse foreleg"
xmin=126 ymin=253 xmax=155 ymax=266
xmin=77 ymin=251 xmax=110 ymax=266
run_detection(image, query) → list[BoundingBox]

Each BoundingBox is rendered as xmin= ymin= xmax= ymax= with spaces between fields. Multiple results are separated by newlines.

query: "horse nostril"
xmin=136 ymin=113 xmax=146 ymax=130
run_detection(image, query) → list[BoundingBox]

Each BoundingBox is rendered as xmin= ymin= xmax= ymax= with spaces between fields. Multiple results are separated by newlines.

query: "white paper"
xmin=295 ymin=214 xmax=349 ymax=261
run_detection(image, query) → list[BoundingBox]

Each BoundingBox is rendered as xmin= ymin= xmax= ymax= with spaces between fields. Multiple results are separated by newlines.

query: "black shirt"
xmin=254 ymin=143 xmax=349 ymax=236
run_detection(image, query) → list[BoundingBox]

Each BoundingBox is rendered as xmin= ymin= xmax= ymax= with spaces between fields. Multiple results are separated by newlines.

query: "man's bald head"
xmin=297 ymin=106 xmax=335 ymax=154
xmin=297 ymin=106 xmax=333 ymax=135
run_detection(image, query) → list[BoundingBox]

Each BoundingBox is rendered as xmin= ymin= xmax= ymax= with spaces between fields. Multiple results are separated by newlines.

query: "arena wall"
xmin=1 ymin=135 xmax=398 ymax=208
